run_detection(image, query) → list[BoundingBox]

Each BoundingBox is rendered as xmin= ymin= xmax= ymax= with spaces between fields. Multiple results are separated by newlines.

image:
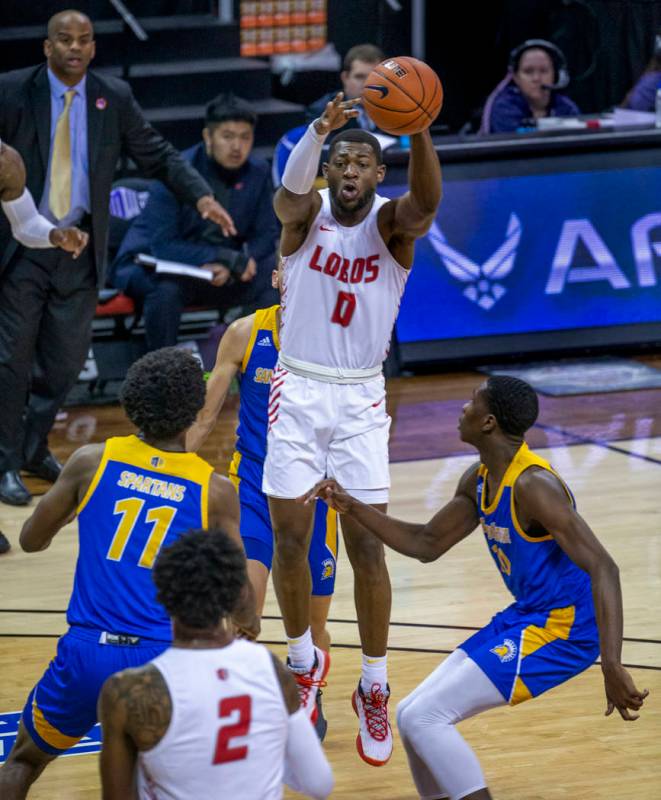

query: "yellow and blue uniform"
xmin=23 ymin=435 xmax=213 ymax=754
xmin=229 ymin=305 xmax=338 ymax=594
xmin=459 ymin=443 xmax=599 ymax=705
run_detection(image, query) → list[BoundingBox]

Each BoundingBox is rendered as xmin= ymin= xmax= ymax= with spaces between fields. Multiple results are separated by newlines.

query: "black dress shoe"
xmin=0 ymin=531 xmax=10 ymax=554
xmin=23 ymin=452 xmax=63 ymax=483
xmin=0 ymin=470 xmax=32 ymax=506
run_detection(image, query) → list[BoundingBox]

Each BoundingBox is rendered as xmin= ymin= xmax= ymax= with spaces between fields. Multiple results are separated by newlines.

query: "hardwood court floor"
xmin=1 ymin=367 xmax=660 ymax=798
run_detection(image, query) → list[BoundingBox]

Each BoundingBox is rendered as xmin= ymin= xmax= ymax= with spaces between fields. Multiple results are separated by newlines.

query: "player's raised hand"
xmin=196 ymin=195 xmax=237 ymax=237
xmin=49 ymin=226 xmax=89 ymax=258
xmin=314 ymin=92 xmax=360 ymax=137
xmin=298 ymin=478 xmax=353 ymax=513
xmin=603 ymin=663 xmax=648 ymax=721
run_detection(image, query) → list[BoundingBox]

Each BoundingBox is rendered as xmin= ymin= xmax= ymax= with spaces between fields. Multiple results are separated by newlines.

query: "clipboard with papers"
xmin=136 ymin=253 xmax=214 ymax=282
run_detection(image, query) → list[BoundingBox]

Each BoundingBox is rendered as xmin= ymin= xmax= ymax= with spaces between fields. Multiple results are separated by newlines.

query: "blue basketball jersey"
xmin=476 ymin=443 xmax=591 ymax=610
xmin=68 ymin=435 xmax=214 ymax=640
xmin=233 ymin=305 xmax=280 ymax=466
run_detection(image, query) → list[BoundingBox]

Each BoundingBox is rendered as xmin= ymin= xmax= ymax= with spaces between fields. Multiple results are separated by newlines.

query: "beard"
xmin=329 ymin=184 xmax=376 ymax=215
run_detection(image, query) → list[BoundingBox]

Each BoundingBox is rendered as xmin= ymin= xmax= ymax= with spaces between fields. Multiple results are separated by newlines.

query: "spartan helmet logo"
xmin=490 ymin=638 xmax=518 ymax=663
xmin=427 ymin=214 xmax=521 ymax=310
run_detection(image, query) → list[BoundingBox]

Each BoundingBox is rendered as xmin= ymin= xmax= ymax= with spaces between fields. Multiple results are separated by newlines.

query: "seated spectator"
xmin=272 ymin=43 xmax=385 ymax=187
xmin=110 ymin=93 xmax=279 ymax=351
xmin=480 ymin=39 xmax=579 ymax=134
xmin=622 ymin=30 xmax=661 ymax=111
xmin=306 ymin=43 xmax=384 ymax=131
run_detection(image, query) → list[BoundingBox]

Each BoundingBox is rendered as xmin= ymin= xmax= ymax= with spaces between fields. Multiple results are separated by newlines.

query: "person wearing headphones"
xmin=622 ymin=29 xmax=661 ymax=112
xmin=480 ymin=39 xmax=579 ymax=134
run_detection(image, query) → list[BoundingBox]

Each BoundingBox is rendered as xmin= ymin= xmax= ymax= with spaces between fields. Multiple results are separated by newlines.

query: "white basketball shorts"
xmin=262 ymin=364 xmax=390 ymax=502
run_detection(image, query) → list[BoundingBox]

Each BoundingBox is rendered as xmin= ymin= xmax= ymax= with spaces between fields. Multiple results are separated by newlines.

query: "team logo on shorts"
xmin=490 ymin=638 xmax=518 ymax=663
xmin=320 ymin=558 xmax=335 ymax=580
xmin=150 ymin=456 xmax=164 ymax=468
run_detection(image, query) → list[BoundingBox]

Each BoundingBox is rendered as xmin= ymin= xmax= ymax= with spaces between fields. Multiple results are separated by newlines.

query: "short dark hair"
xmin=153 ymin=529 xmax=247 ymax=628
xmin=119 ymin=347 xmax=206 ymax=440
xmin=205 ymin=92 xmax=257 ymax=128
xmin=328 ymin=129 xmax=383 ymax=165
xmin=484 ymin=376 xmax=539 ymax=436
xmin=343 ymin=43 xmax=384 ymax=72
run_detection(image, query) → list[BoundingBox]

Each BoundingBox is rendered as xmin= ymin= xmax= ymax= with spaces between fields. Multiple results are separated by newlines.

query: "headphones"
xmin=508 ymin=39 xmax=570 ymax=90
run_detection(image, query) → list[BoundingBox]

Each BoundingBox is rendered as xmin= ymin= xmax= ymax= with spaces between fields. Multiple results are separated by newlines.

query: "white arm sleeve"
xmin=281 ymin=123 xmax=328 ymax=195
xmin=283 ymin=708 xmax=334 ymax=799
xmin=1 ymin=188 xmax=55 ymax=249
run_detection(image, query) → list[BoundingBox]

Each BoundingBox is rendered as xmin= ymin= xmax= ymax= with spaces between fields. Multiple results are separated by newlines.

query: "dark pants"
xmin=113 ymin=254 xmax=279 ymax=351
xmin=0 ymin=246 xmax=97 ymax=472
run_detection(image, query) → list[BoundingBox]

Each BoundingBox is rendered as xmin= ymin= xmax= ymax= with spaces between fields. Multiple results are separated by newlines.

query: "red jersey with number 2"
xmin=279 ymin=188 xmax=408 ymax=371
xmin=137 ymin=640 xmax=289 ymax=800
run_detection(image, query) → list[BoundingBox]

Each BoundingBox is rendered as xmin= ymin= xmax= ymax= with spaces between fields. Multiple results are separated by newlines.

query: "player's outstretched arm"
xmin=186 ymin=316 xmax=251 ymax=452
xmin=0 ymin=142 xmax=88 ymax=255
xmin=98 ymin=665 xmax=172 ymax=800
xmin=271 ymin=653 xmax=334 ymax=799
xmin=302 ymin=463 xmax=480 ymax=562
xmin=208 ymin=473 xmax=260 ymax=639
xmin=381 ymin=128 xmax=442 ymax=249
xmin=19 ymin=444 xmax=104 ymax=552
xmin=515 ymin=468 xmax=649 ymax=721
xmin=274 ymin=93 xmax=359 ymax=251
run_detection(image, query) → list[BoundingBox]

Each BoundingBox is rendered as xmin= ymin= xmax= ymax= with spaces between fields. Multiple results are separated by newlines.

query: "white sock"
xmin=287 ymin=627 xmax=315 ymax=672
xmin=360 ymin=653 xmax=388 ymax=693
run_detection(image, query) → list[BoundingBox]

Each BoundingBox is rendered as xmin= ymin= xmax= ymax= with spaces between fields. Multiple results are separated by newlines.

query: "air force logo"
xmin=427 ymin=214 xmax=521 ymax=310
xmin=490 ymin=638 xmax=518 ymax=663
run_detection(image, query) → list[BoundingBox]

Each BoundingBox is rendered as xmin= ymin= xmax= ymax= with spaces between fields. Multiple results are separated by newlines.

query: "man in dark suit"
xmin=110 ymin=93 xmax=279 ymax=351
xmin=0 ymin=9 xmax=234 ymax=506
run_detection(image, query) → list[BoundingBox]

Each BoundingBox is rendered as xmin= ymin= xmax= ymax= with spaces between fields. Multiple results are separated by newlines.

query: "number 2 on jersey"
xmin=331 ymin=290 xmax=356 ymax=327
xmin=491 ymin=543 xmax=512 ymax=576
xmin=213 ymin=695 xmax=252 ymax=765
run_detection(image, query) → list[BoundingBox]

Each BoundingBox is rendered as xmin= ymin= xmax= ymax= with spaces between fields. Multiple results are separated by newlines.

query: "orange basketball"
xmin=361 ymin=56 xmax=443 ymax=135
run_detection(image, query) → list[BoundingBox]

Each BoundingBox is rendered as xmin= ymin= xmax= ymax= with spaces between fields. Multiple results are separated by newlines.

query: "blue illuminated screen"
xmin=380 ymin=167 xmax=661 ymax=343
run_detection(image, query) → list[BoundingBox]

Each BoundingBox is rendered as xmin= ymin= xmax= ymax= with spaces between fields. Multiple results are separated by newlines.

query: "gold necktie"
xmin=49 ymin=89 xmax=75 ymax=220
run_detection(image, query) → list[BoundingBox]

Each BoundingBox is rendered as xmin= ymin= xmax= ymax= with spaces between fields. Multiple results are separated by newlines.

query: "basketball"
xmin=361 ymin=56 xmax=443 ymax=136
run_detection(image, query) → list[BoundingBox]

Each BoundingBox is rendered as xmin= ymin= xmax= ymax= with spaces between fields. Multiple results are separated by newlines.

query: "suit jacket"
xmin=0 ymin=64 xmax=213 ymax=286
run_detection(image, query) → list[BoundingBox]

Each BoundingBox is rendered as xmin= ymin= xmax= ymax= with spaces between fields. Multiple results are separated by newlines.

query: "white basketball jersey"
xmin=280 ymin=188 xmax=409 ymax=371
xmin=138 ymin=641 xmax=289 ymax=800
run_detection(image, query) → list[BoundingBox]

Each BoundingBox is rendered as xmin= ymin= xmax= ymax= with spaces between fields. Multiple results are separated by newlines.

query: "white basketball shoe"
xmin=352 ymin=681 xmax=393 ymax=766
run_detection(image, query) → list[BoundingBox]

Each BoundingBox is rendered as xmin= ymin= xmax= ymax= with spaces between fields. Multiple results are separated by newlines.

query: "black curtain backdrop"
xmin=3 ymin=0 xmax=661 ymax=129
xmin=422 ymin=0 xmax=661 ymax=130
xmin=1 ymin=1 xmax=211 ymax=25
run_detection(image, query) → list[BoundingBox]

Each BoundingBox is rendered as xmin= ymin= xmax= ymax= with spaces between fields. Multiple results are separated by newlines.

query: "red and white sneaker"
xmin=352 ymin=681 xmax=393 ymax=766
xmin=288 ymin=647 xmax=330 ymax=725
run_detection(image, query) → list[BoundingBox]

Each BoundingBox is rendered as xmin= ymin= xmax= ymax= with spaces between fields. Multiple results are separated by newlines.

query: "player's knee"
xmin=346 ymin=537 xmax=387 ymax=578
xmin=396 ymin=698 xmax=416 ymax=738
xmin=273 ymin=534 xmax=309 ymax=566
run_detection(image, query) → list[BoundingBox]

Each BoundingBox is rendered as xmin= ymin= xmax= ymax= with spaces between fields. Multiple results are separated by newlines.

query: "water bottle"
xmin=655 ymin=86 xmax=661 ymax=128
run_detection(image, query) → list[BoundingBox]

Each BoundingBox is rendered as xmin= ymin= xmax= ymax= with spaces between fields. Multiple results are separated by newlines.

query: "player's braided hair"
xmin=328 ymin=129 xmax=383 ymax=165
xmin=153 ymin=529 xmax=247 ymax=628
xmin=119 ymin=347 xmax=205 ymax=440
xmin=484 ymin=375 xmax=539 ymax=436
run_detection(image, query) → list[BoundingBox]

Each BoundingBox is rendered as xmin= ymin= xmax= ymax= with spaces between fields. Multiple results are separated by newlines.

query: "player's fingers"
xmin=618 ymin=706 xmax=640 ymax=721
xmin=605 ymin=700 xmax=614 ymax=716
